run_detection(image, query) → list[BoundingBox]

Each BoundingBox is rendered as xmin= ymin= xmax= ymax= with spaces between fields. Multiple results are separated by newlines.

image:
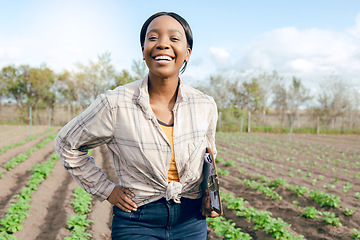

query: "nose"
xmin=156 ymin=37 xmax=170 ymax=49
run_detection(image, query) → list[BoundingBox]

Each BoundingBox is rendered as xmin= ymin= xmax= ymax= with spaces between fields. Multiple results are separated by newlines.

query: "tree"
xmin=196 ymin=73 xmax=232 ymax=110
xmin=112 ymin=69 xmax=135 ymax=89
xmin=272 ymin=81 xmax=288 ymax=128
xmin=316 ymin=76 xmax=351 ymax=128
xmin=230 ymin=78 xmax=264 ymax=112
xmin=272 ymin=76 xmax=311 ymax=128
xmin=75 ymin=52 xmax=116 ymax=105
xmin=131 ymin=59 xmax=147 ymax=80
xmin=1 ymin=64 xmax=55 ymax=122
xmin=27 ymin=64 xmax=55 ymax=110
xmin=1 ymin=65 xmax=29 ymax=111
xmin=287 ymin=77 xmax=312 ymax=116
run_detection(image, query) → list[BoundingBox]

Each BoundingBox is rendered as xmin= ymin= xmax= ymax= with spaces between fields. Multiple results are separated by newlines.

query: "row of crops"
xmin=207 ymin=132 xmax=360 ymax=239
xmin=1 ymin=127 xmax=359 ymax=239
xmin=0 ymin=128 xmax=97 ymax=240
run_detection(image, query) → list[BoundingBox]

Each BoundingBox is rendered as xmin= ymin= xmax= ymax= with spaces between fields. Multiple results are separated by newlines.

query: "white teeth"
xmin=154 ymin=55 xmax=172 ymax=61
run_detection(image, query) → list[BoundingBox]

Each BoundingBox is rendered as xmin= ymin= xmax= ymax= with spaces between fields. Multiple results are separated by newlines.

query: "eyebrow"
xmin=147 ymin=29 xmax=183 ymax=36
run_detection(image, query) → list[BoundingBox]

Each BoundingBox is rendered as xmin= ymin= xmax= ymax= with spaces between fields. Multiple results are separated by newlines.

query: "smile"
xmin=152 ymin=55 xmax=174 ymax=61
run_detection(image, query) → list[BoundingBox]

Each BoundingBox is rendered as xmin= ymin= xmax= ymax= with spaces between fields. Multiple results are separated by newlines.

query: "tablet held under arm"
xmin=202 ymin=147 xmax=223 ymax=215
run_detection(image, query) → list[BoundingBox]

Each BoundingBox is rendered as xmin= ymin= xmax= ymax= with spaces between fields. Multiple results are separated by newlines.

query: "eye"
xmin=171 ymin=37 xmax=180 ymax=41
xmin=148 ymin=36 xmax=158 ymax=40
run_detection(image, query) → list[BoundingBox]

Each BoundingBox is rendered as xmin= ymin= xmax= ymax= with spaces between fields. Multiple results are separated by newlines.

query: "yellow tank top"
xmin=158 ymin=120 xmax=180 ymax=182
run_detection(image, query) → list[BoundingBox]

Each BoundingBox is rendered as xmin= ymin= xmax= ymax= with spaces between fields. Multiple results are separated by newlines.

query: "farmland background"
xmin=1 ymin=55 xmax=360 ymax=240
xmin=0 ymin=125 xmax=360 ymax=239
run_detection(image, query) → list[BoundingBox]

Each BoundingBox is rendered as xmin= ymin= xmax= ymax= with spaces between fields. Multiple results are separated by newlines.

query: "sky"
xmin=1 ymin=0 xmax=360 ymax=93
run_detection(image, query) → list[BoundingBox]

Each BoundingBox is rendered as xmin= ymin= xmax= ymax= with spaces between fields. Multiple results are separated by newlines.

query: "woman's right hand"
xmin=107 ymin=185 xmax=138 ymax=212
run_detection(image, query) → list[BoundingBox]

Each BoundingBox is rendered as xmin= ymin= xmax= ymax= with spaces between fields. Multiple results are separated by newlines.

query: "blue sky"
xmin=1 ymin=0 xmax=360 ymax=92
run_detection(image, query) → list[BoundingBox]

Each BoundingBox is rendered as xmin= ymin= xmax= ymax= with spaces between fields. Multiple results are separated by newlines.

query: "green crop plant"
xmin=224 ymin=160 xmax=235 ymax=167
xmin=311 ymin=179 xmax=317 ymax=186
xmin=0 ymin=128 xmax=53 ymax=155
xmin=217 ymin=167 xmax=229 ymax=176
xmin=300 ymin=207 xmax=322 ymax=219
xmin=287 ymin=185 xmax=309 ymax=197
xmin=269 ymin=178 xmax=287 ymax=188
xmin=71 ymin=187 xmax=92 ymax=215
xmin=0 ymin=153 xmax=58 ymax=236
xmin=292 ymin=201 xmax=300 ymax=207
xmin=309 ymin=189 xmax=341 ymax=208
xmin=322 ymin=212 xmax=342 ymax=226
xmin=343 ymin=182 xmax=352 ymax=193
xmin=207 ymin=216 xmax=252 ymax=240
xmin=65 ymin=215 xmax=94 ymax=240
xmin=321 ymin=164 xmax=329 ymax=169
xmin=242 ymin=179 xmax=282 ymax=201
xmin=355 ymin=173 xmax=360 ymax=180
xmin=352 ymin=228 xmax=360 ymax=240
xmin=222 ymin=192 xmax=304 ymax=240
xmin=215 ymin=157 xmax=224 ymax=163
xmin=343 ymin=207 xmax=355 ymax=216
xmin=3 ymin=133 xmax=57 ymax=171
xmin=355 ymin=192 xmax=360 ymax=199
xmin=254 ymin=174 xmax=268 ymax=182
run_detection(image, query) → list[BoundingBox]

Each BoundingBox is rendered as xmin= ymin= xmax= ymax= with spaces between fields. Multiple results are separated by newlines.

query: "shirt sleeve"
xmin=54 ymin=93 xmax=116 ymax=201
xmin=206 ymin=98 xmax=218 ymax=159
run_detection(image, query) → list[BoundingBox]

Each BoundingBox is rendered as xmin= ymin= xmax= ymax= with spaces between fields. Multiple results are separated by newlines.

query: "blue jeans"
xmin=111 ymin=197 xmax=207 ymax=240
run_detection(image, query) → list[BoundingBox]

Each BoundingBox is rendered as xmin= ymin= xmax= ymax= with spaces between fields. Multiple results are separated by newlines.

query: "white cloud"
xmin=187 ymin=13 xmax=360 ymax=94
xmin=210 ymin=47 xmax=230 ymax=60
xmin=209 ymin=47 xmax=231 ymax=68
xmin=235 ymin=20 xmax=360 ymax=91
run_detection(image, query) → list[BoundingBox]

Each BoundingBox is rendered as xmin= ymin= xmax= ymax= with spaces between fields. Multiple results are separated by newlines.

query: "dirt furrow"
xmin=0 ymin=125 xmax=50 ymax=150
xmin=88 ymin=145 xmax=114 ymax=239
xmin=0 ymin=129 xmax=56 ymax=166
xmin=35 ymin=171 xmax=73 ymax=240
xmin=219 ymin=164 xmax=357 ymax=240
xmin=0 ymin=147 xmax=54 ymax=218
xmin=14 ymin=158 xmax=74 ymax=240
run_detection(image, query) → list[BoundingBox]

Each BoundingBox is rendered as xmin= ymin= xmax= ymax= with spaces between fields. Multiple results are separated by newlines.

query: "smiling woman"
xmin=55 ymin=11 xmax=219 ymax=240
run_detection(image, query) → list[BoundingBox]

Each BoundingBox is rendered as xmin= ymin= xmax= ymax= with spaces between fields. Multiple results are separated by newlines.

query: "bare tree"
xmin=317 ymin=76 xmax=351 ymax=128
xmin=272 ymin=76 xmax=311 ymax=128
xmin=75 ymin=52 xmax=116 ymax=105
xmin=287 ymin=77 xmax=312 ymax=117
xmin=131 ymin=59 xmax=147 ymax=80
xmin=272 ymin=81 xmax=288 ymax=128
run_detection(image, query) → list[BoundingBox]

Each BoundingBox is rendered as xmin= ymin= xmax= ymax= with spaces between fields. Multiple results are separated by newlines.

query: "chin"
xmin=150 ymin=69 xmax=180 ymax=79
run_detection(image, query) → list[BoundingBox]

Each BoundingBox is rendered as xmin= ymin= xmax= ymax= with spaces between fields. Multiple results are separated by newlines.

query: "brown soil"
xmin=211 ymin=132 xmax=360 ymax=239
xmin=0 ymin=125 xmax=50 ymax=149
xmin=1 ymin=126 xmax=359 ymax=239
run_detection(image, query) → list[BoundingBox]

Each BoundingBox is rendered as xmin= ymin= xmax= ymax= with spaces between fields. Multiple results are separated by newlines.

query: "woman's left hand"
xmin=201 ymin=189 xmax=220 ymax=218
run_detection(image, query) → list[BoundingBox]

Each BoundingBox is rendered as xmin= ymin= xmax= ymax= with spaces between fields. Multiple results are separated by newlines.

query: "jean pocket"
xmin=113 ymin=205 xmax=142 ymax=220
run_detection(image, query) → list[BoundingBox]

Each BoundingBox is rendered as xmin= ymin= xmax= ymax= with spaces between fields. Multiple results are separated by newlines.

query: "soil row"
xmin=215 ymin=149 xmax=360 ymax=240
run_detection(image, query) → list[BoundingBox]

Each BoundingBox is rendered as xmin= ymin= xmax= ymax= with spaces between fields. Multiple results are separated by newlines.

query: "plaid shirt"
xmin=55 ymin=76 xmax=218 ymax=207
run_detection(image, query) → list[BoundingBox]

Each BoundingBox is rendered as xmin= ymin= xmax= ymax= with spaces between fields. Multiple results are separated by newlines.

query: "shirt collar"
xmin=136 ymin=75 xmax=187 ymax=118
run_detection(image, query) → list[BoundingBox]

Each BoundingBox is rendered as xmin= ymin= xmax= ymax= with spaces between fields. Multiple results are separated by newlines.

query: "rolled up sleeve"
xmin=55 ymin=94 xmax=116 ymax=201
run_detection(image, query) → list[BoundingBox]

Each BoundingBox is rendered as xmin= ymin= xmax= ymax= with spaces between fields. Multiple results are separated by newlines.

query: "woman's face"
xmin=142 ymin=15 xmax=191 ymax=79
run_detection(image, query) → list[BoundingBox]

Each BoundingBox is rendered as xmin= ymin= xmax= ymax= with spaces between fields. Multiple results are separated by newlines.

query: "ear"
xmin=185 ymin=47 xmax=191 ymax=62
xmin=142 ymin=46 xmax=145 ymax=60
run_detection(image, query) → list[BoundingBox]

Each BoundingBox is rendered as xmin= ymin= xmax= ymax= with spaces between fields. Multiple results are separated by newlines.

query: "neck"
xmin=148 ymin=73 xmax=179 ymax=104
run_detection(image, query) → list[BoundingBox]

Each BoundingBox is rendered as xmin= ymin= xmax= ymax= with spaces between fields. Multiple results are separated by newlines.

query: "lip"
xmin=151 ymin=54 xmax=175 ymax=61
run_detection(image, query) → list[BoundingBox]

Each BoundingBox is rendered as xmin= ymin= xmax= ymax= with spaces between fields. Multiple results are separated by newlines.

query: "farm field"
xmin=0 ymin=125 xmax=359 ymax=239
xmin=209 ymin=132 xmax=360 ymax=240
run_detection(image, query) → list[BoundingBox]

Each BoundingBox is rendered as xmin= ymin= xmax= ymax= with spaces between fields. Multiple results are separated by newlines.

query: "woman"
xmin=55 ymin=12 xmax=219 ymax=239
